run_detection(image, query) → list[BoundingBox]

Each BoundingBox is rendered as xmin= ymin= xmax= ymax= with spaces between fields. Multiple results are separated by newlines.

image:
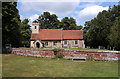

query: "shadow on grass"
xmin=2 ymin=51 xmax=12 ymax=54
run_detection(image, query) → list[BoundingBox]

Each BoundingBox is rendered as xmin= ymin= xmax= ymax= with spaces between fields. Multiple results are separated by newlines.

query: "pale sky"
xmin=17 ymin=0 xmax=118 ymax=26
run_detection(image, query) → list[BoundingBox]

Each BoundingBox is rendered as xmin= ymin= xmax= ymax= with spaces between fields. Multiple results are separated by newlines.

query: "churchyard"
xmin=2 ymin=1 xmax=120 ymax=78
xmin=2 ymin=53 xmax=119 ymax=77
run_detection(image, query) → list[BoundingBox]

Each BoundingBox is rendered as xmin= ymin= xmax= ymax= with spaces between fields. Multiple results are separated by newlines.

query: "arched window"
xmin=35 ymin=26 xmax=36 ymax=29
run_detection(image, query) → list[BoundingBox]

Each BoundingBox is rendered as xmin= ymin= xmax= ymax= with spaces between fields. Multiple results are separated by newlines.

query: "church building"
xmin=30 ymin=23 xmax=85 ymax=48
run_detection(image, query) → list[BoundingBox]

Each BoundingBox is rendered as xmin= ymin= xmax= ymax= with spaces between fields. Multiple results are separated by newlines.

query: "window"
xmin=35 ymin=26 xmax=36 ymax=29
xmin=64 ymin=40 xmax=67 ymax=45
xmin=53 ymin=41 xmax=57 ymax=46
xmin=75 ymin=40 xmax=78 ymax=45
xmin=45 ymin=41 xmax=48 ymax=46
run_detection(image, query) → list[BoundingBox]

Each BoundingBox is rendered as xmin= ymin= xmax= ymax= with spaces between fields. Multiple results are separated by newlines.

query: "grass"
xmin=2 ymin=54 xmax=119 ymax=77
xmin=19 ymin=47 xmax=110 ymax=51
xmin=66 ymin=48 xmax=110 ymax=51
xmin=19 ymin=47 xmax=53 ymax=50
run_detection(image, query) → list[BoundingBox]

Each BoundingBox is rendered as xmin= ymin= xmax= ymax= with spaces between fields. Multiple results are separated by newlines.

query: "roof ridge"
xmin=40 ymin=29 xmax=62 ymax=30
xmin=31 ymin=29 xmax=83 ymax=40
xmin=63 ymin=30 xmax=83 ymax=31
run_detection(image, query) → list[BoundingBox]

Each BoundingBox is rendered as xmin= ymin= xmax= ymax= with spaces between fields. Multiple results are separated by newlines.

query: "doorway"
xmin=36 ymin=42 xmax=40 ymax=48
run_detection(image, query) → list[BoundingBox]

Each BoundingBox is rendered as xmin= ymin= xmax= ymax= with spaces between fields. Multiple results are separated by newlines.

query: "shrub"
xmin=86 ymin=56 xmax=90 ymax=61
xmin=93 ymin=56 xmax=95 ymax=61
xmin=52 ymin=48 xmax=64 ymax=58
xmin=53 ymin=48 xmax=60 ymax=56
xmin=57 ymin=53 xmax=64 ymax=58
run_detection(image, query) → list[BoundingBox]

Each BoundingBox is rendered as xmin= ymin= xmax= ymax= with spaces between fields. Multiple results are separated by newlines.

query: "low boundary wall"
xmin=12 ymin=48 xmax=120 ymax=61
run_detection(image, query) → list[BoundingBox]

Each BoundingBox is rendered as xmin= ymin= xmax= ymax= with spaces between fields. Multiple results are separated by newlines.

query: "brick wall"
xmin=58 ymin=50 xmax=120 ymax=61
xmin=12 ymin=48 xmax=54 ymax=58
xmin=12 ymin=48 xmax=120 ymax=61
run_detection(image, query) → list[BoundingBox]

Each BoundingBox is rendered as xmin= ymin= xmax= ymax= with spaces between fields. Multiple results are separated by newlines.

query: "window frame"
xmin=53 ymin=41 xmax=57 ymax=46
xmin=64 ymin=40 xmax=67 ymax=45
xmin=45 ymin=41 xmax=48 ymax=46
xmin=74 ymin=40 xmax=78 ymax=45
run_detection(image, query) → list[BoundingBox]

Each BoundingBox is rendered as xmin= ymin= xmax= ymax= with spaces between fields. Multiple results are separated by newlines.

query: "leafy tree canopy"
xmin=60 ymin=17 xmax=77 ymax=30
xmin=36 ymin=12 xmax=60 ymax=29
xmin=20 ymin=19 xmax=31 ymax=47
xmin=84 ymin=4 xmax=120 ymax=50
xmin=33 ymin=12 xmax=81 ymax=30
xmin=2 ymin=2 xmax=21 ymax=47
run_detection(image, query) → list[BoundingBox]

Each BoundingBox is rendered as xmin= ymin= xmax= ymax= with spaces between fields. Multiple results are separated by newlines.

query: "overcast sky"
xmin=17 ymin=0 xmax=119 ymax=26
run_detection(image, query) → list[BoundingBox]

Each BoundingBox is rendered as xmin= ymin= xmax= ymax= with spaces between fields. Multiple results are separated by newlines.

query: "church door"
xmin=36 ymin=42 xmax=40 ymax=48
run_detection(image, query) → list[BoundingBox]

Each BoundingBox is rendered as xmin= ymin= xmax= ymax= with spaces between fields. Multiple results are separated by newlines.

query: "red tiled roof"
xmin=31 ymin=33 xmax=38 ymax=40
xmin=35 ymin=29 xmax=62 ymax=40
xmin=63 ymin=30 xmax=83 ymax=39
xmin=31 ymin=29 xmax=83 ymax=40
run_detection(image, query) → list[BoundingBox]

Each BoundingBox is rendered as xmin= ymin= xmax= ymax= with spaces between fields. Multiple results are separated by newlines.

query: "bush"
xmin=2 ymin=47 xmax=12 ymax=54
xmin=53 ymin=48 xmax=60 ymax=56
xmin=86 ymin=56 xmax=90 ymax=61
xmin=86 ymin=56 xmax=95 ymax=61
xmin=57 ymin=53 xmax=64 ymax=58
xmin=52 ymin=48 xmax=64 ymax=58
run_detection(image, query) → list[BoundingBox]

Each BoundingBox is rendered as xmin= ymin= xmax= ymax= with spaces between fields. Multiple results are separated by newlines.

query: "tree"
xmin=77 ymin=25 xmax=83 ymax=30
xmin=84 ymin=11 xmax=113 ymax=48
xmin=60 ymin=17 xmax=77 ymax=30
xmin=34 ymin=12 xmax=79 ymax=30
xmin=37 ymin=12 xmax=60 ymax=29
xmin=83 ymin=21 xmax=91 ymax=47
xmin=84 ymin=4 xmax=120 ymax=50
xmin=2 ymin=2 xmax=21 ymax=47
xmin=20 ymin=19 xmax=31 ymax=47
xmin=109 ymin=17 xmax=120 ymax=50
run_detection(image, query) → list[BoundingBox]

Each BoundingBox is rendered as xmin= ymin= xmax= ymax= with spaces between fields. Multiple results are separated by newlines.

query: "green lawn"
xmin=65 ymin=48 xmax=110 ymax=51
xmin=19 ymin=47 xmax=110 ymax=51
xmin=2 ymin=54 xmax=119 ymax=77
